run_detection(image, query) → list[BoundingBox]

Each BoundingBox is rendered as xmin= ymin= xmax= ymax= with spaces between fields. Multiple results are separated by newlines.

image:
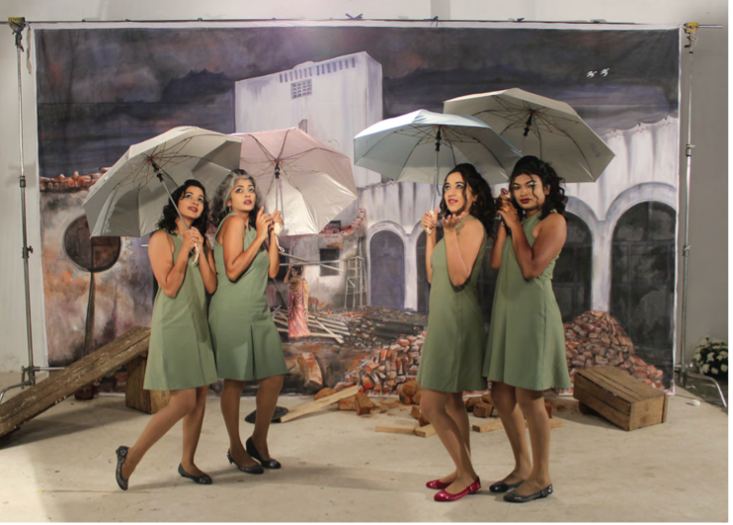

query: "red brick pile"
xmin=564 ymin=311 xmax=665 ymax=390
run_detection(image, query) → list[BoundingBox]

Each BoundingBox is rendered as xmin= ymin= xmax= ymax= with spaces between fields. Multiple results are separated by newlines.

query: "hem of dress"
xmin=144 ymin=381 xmax=213 ymax=391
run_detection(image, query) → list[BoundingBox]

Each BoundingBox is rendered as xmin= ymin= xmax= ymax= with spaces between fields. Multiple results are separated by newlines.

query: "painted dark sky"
xmin=35 ymin=25 xmax=679 ymax=178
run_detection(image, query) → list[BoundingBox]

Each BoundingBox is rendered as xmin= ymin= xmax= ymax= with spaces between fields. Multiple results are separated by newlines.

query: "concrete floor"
xmin=0 ymin=372 xmax=727 ymax=522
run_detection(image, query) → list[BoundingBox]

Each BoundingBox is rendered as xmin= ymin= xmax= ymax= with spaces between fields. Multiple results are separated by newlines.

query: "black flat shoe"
xmin=178 ymin=464 xmax=212 ymax=485
xmin=115 ymin=446 xmax=129 ymax=491
xmin=489 ymin=479 xmax=524 ymax=493
xmin=227 ymin=450 xmax=264 ymax=474
xmin=246 ymin=437 xmax=282 ymax=469
xmin=503 ymin=484 xmax=553 ymax=503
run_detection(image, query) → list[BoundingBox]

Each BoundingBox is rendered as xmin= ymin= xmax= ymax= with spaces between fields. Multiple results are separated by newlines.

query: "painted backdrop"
xmin=34 ymin=22 xmax=680 ymax=391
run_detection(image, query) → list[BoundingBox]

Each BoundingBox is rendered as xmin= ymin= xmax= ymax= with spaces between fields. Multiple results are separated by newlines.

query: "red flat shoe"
xmin=434 ymin=478 xmax=481 ymax=502
xmin=426 ymin=479 xmax=451 ymax=490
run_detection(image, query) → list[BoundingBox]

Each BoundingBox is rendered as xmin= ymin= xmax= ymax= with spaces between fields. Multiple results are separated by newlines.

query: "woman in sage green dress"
xmin=416 ymin=163 xmax=496 ymax=502
xmin=115 ymin=180 xmax=219 ymax=491
xmin=208 ymin=170 xmax=287 ymax=474
xmin=483 ymin=156 xmax=571 ymax=503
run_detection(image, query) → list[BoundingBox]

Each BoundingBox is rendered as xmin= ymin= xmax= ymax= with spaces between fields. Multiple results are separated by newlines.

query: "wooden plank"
xmin=601 ymin=366 xmax=666 ymax=399
xmin=574 ymin=387 xmax=630 ymax=430
xmin=579 ymin=368 xmax=648 ymax=403
xmin=581 ymin=368 xmax=646 ymax=402
xmin=574 ymin=373 xmax=632 ymax=416
xmin=471 ymin=419 xmax=563 ymax=433
xmin=414 ymin=424 xmax=436 ymax=438
xmin=277 ymin=385 xmax=360 ymax=423
xmin=376 ymin=423 xmax=416 ymax=435
xmin=581 ymin=367 xmax=664 ymax=403
xmin=0 ymin=327 xmax=151 ymax=439
xmin=472 ymin=420 xmax=505 ymax=433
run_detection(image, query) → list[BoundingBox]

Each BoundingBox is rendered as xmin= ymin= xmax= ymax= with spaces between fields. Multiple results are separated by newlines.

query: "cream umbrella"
xmin=444 ymin=88 xmax=614 ymax=182
xmin=234 ymin=127 xmax=358 ymax=237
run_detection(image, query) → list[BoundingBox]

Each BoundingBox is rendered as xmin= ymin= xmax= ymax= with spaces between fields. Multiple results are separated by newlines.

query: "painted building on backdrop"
xmin=33 ymin=24 xmax=679 ymax=394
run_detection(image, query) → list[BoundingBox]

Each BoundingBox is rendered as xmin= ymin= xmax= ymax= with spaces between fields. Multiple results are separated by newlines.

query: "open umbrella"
xmin=353 ymin=109 xmax=521 ymax=206
xmin=234 ymin=127 xmax=358 ymax=237
xmin=84 ymin=126 xmax=243 ymax=239
xmin=443 ymin=88 xmax=614 ymax=182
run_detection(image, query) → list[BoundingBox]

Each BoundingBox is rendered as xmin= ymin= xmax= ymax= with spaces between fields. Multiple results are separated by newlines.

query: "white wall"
xmin=0 ymin=0 xmax=726 ymax=372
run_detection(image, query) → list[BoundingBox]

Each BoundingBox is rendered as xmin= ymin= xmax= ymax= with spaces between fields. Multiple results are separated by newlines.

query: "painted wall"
xmin=0 ymin=0 xmax=726 ymax=373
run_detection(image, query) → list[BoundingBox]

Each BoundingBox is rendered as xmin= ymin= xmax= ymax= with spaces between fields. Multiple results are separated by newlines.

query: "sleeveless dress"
xmin=144 ymin=232 xmax=218 ymax=391
xmin=416 ymin=216 xmax=488 ymax=393
xmin=288 ymin=280 xmax=311 ymax=338
xmin=208 ymin=214 xmax=288 ymax=381
xmin=483 ymin=211 xmax=571 ymax=391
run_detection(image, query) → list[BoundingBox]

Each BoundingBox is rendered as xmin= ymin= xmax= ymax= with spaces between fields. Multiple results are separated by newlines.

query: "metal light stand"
xmin=673 ymin=23 xmax=726 ymax=408
xmin=0 ymin=19 xmax=65 ymax=404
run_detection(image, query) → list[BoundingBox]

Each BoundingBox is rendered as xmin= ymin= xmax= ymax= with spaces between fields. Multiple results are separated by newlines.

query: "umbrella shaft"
xmin=156 ymin=170 xmax=189 ymax=231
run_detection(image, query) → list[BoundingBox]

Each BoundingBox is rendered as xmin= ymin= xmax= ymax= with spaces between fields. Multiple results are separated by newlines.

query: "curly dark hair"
xmin=156 ymin=179 xmax=210 ymax=239
xmin=210 ymin=169 xmax=262 ymax=229
xmin=438 ymin=163 xmax=497 ymax=238
xmin=509 ymin=155 xmax=567 ymax=221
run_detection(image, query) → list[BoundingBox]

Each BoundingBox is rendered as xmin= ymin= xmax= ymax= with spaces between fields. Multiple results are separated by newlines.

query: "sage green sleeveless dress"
xmin=144 ymin=232 xmax=218 ymax=391
xmin=208 ymin=214 xmax=287 ymax=381
xmin=416 ymin=216 xmax=488 ymax=393
xmin=483 ymin=212 xmax=571 ymax=391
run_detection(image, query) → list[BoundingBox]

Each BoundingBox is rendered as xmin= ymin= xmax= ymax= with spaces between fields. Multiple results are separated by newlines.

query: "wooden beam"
xmin=0 ymin=327 xmax=151 ymax=439
xmin=277 ymin=385 xmax=360 ymax=423
xmin=471 ymin=418 xmax=564 ymax=433
xmin=414 ymin=424 xmax=436 ymax=438
xmin=376 ymin=423 xmax=417 ymax=435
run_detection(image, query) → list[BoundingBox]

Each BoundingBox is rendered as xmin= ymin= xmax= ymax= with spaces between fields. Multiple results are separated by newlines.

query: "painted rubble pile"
xmin=337 ymin=308 xmax=427 ymax=394
xmin=40 ymin=170 xmax=105 ymax=191
xmin=564 ymin=310 xmax=665 ymax=390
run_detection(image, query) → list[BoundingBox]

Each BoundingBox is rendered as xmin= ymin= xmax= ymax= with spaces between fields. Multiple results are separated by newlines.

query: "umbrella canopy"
xmin=443 ymin=88 xmax=615 ymax=182
xmin=353 ymin=109 xmax=521 ymax=190
xmin=234 ymin=127 xmax=358 ymax=236
xmin=84 ymin=126 xmax=243 ymax=237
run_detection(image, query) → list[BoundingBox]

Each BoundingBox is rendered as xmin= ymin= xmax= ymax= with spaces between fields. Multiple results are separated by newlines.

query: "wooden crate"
xmin=573 ymin=366 xmax=667 ymax=431
xmin=125 ymin=353 xmax=170 ymax=414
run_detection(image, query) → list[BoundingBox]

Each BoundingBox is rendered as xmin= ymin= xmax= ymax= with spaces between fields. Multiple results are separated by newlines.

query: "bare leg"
xmin=514 ymin=387 xmax=552 ymax=496
xmin=180 ymin=386 xmax=209 ymax=476
xmin=420 ymin=388 xmax=477 ymax=494
xmin=436 ymin=392 xmax=472 ymax=484
xmin=250 ymin=375 xmax=284 ymax=460
xmin=220 ymin=379 xmax=258 ymax=467
xmin=121 ymin=388 xmax=197 ymax=479
xmin=491 ymin=382 xmax=531 ymax=485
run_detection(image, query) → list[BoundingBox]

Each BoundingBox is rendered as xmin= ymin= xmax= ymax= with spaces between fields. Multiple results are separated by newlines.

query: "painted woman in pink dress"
xmin=284 ymin=264 xmax=311 ymax=338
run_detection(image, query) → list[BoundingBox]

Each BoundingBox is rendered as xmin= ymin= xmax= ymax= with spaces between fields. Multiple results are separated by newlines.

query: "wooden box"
xmin=125 ymin=353 xmax=170 ymax=414
xmin=573 ymin=366 xmax=667 ymax=431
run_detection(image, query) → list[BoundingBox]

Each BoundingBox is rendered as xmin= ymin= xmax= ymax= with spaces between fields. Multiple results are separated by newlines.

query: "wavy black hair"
xmin=508 ymin=155 xmax=567 ymax=221
xmin=156 ymin=179 xmax=210 ymax=237
xmin=438 ymin=163 xmax=497 ymax=238
xmin=210 ymin=169 xmax=262 ymax=229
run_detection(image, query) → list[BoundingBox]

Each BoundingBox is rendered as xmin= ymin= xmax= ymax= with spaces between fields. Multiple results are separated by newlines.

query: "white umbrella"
xmin=84 ymin=126 xmax=243 ymax=238
xmin=353 ymin=109 xmax=521 ymax=205
xmin=234 ymin=127 xmax=358 ymax=236
xmin=443 ymin=88 xmax=615 ymax=182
